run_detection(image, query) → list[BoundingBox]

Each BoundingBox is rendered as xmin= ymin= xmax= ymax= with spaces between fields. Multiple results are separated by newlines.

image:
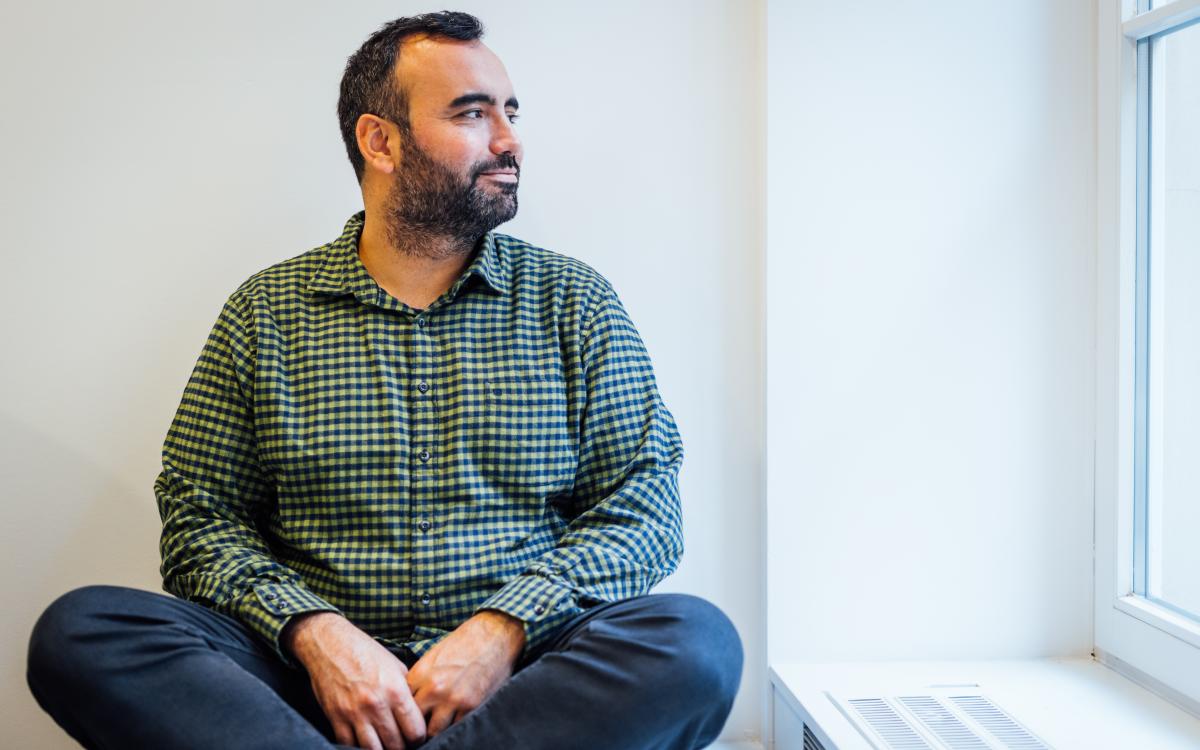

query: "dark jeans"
xmin=27 ymin=585 xmax=742 ymax=749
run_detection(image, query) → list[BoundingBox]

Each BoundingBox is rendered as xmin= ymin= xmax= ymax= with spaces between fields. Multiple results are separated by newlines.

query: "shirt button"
xmin=418 ymin=520 xmax=432 ymax=532
xmin=416 ymin=317 xmax=426 ymax=327
xmin=264 ymin=593 xmax=277 ymax=601
xmin=420 ymin=594 xmax=432 ymax=606
xmin=418 ymin=449 xmax=431 ymax=462
xmin=417 ymin=381 xmax=429 ymax=394
xmin=534 ymin=604 xmax=545 ymax=615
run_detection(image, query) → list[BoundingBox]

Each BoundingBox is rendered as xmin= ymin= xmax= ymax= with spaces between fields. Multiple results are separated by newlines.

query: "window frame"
xmin=1095 ymin=0 xmax=1200 ymax=708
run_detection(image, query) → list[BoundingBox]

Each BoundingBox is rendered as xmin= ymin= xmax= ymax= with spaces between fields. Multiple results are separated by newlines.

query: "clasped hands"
xmin=284 ymin=609 xmax=526 ymax=750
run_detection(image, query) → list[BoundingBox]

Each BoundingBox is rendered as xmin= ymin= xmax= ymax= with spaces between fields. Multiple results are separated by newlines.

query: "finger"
xmin=392 ymin=692 xmax=428 ymax=745
xmin=426 ymin=705 xmax=456 ymax=738
xmin=353 ymin=721 xmax=385 ymax=750
xmin=331 ymin=719 xmax=357 ymax=748
xmin=368 ymin=705 xmax=407 ymax=750
xmin=410 ymin=683 xmax=435 ymax=719
xmin=451 ymin=702 xmax=475 ymax=725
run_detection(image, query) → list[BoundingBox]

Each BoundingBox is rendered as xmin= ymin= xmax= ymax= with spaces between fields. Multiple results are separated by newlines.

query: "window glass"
xmin=1146 ymin=19 xmax=1200 ymax=618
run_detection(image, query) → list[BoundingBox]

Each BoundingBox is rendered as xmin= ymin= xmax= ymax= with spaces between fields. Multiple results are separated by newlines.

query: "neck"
xmin=358 ymin=212 xmax=479 ymax=308
xmin=387 ymin=223 xmax=477 ymax=261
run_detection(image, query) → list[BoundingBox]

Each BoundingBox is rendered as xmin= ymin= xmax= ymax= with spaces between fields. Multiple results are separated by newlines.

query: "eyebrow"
xmin=447 ymin=92 xmax=520 ymax=110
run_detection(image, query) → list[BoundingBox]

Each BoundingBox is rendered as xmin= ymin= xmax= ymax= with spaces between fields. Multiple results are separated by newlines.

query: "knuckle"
xmin=368 ymin=697 xmax=390 ymax=716
xmin=334 ymin=698 xmax=359 ymax=718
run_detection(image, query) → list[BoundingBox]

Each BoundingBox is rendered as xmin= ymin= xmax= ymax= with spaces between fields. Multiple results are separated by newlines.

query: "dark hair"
xmin=337 ymin=11 xmax=485 ymax=183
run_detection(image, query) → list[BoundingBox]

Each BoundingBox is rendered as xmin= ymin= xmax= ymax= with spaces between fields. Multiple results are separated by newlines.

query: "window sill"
xmin=770 ymin=658 xmax=1200 ymax=749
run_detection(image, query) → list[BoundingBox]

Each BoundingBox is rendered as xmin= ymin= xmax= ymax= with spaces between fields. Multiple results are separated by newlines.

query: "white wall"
xmin=0 ymin=2 xmax=764 ymax=746
xmin=765 ymin=0 xmax=1096 ymax=669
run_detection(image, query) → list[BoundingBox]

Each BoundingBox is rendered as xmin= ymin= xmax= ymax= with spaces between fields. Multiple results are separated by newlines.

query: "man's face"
xmin=384 ymin=37 xmax=523 ymax=247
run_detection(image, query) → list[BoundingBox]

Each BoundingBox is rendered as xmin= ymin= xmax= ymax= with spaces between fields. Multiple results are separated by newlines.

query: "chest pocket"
xmin=474 ymin=372 xmax=575 ymax=497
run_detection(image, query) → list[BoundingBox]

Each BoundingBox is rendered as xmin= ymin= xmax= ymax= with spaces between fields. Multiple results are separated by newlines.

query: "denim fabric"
xmin=27 ymin=585 xmax=742 ymax=750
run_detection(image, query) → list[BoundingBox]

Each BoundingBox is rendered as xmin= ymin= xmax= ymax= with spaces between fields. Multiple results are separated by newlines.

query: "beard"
xmin=384 ymin=133 xmax=519 ymax=258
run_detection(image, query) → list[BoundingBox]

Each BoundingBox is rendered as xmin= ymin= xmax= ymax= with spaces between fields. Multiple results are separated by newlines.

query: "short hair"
xmin=337 ymin=11 xmax=485 ymax=183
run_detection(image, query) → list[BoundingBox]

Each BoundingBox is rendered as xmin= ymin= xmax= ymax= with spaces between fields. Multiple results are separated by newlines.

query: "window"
xmin=1138 ymin=11 xmax=1200 ymax=624
xmin=1096 ymin=0 xmax=1200 ymax=707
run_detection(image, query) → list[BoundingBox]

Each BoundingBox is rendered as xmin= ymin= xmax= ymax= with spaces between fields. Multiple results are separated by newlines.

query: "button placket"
xmin=407 ymin=311 xmax=440 ymax=626
xmin=370 ymin=311 xmax=415 ymax=638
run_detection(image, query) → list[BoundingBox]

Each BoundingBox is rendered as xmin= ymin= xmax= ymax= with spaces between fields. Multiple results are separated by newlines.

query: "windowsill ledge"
xmin=770 ymin=657 xmax=1200 ymax=749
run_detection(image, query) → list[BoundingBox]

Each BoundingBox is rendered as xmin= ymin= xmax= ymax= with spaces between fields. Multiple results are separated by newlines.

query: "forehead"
xmin=395 ymin=37 xmax=515 ymax=110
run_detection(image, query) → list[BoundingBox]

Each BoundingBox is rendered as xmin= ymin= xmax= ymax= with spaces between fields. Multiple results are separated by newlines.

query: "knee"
xmin=27 ymin=585 xmax=130 ymax=689
xmin=653 ymin=594 xmax=744 ymax=706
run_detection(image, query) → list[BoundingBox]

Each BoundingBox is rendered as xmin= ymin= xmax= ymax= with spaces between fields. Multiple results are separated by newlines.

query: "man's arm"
xmin=474 ymin=279 xmax=686 ymax=653
xmin=405 ymin=279 xmax=683 ymax=730
xmin=155 ymin=292 xmax=343 ymax=667
xmin=158 ymin=292 xmax=430 ymax=748
xmin=399 ymin=279 xmax=684 ymax=738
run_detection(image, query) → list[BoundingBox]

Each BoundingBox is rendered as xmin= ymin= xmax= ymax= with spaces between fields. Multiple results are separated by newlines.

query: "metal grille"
xmin=898 ymin=696 xmax=990 ymax=749
xmin=803 ymin=723 xmax=829 ymax=750
xmin=848 ymin=698 xmax=934 ymax=749
xmin=949 ymin=695 xmax=1050 ymax=749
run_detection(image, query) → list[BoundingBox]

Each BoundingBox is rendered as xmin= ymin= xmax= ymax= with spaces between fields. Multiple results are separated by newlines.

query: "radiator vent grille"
xmin=848 ymin=698 xmax=934 ymax=749
xmin=949 ymin=696 xmax=1049 ymax=749
xmin=802 ymin=723 xmax=828 ymax=750
xmin=839 ymin=694 xmax=1053 ymax=750
xmin=899 ymin=696 xmax=990 ymax=749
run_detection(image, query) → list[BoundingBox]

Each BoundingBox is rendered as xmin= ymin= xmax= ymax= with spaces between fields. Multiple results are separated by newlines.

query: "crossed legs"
xmin=27 ymin=585 xmax=742 ymax=749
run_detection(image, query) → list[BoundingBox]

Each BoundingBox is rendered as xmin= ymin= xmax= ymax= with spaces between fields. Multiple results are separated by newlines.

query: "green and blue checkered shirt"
xmin=154 ymin=211 xmax=684 ymax=667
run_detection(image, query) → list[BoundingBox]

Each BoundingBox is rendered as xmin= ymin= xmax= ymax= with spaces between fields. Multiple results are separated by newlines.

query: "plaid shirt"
xmin=154 ymin=211 xmax=684 ymax=667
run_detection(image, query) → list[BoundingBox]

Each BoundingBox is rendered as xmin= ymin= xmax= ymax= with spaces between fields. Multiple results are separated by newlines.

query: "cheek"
xmin=430 ymin=128 xmax=489 ymax=160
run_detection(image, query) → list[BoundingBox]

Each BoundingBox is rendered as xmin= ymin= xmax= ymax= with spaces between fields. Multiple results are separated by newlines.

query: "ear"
xmin=355 ymin=113 xmax=398 ymax=176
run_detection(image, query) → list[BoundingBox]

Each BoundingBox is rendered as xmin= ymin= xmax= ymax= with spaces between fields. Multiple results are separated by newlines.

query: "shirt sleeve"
xmin=154 ymin=292 xmax=342 ymax=668
xmin=475 ymin=281 xmax=685 ymax=653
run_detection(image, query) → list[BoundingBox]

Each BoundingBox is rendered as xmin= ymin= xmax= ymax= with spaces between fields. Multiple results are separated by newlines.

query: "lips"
xmin=479 ymin=170 xmax=518 ymax=182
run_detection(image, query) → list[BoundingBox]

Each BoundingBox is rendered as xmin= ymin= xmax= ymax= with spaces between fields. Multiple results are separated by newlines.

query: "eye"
xmin=507 ymin=113 xmax=520 ymax=124
xmin=459 ymin=109 xmax=484 ymax=119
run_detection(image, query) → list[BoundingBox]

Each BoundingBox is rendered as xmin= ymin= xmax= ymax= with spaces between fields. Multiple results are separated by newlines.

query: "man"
xmin=27 ymin=11 xmax=742 ymax=750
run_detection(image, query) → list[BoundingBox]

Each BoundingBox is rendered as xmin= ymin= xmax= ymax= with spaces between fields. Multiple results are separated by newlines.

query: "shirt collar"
xmin=306 ymin=211 xmax=511 ymax=304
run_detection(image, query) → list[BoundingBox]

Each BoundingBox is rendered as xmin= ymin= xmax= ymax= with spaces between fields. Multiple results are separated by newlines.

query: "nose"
xmin=490 ymin=113 xmax=522 ymax=163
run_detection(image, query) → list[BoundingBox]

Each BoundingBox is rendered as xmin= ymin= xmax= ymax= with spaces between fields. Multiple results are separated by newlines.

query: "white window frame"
xmin=1095 ymin=0 xmax=1200 ymax=709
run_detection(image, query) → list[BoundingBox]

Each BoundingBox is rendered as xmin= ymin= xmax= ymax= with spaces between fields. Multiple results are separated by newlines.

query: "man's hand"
xmin=406 ymin=610 xmax=527 ymax=739
xmin=284 ymin=612 xmax=427 ymax=750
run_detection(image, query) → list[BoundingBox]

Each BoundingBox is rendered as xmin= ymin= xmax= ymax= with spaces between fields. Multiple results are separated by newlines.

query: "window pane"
xmin=1148 ymin=19 xmax=1200 ymax=617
